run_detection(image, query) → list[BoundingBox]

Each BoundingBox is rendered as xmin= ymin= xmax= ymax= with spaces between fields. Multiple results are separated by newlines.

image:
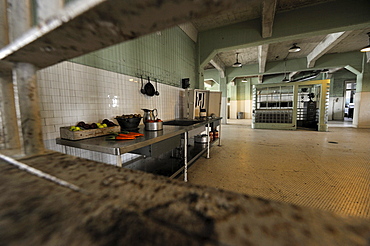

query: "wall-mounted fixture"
xmin=232 ymin=53 xmax=242 ymax=67
xmin=182 ymin=78 xmax=190 ymax=89
xmin=289 ymin=43 xmax=301 ymax=53
xmin=360 ymin=32 xmax=370 ymax=52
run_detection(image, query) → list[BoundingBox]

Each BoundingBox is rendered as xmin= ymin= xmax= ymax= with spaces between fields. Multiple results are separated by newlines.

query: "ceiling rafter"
xmin=210 ymin=54 xmax=225 ymax=78
xmin=261 ymin=0 xmax=277 ymax=38
xmin=289 ymin=71 xmax=300 ymax=80
xmin=307 ymin=31 xmax=352 ymax=68
xmin=258 ymin=44 xmax=269 ymax=73
xmin=258 ymin=44 xmax=269 ymax=83
xmin=258 ymin=75 xmax=264 ymax=83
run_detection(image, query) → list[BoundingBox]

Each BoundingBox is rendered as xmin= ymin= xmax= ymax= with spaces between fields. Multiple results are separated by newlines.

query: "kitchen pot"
xmin=145 ymin=121 xmax=163 ymax=131
xmin=194 ymin=134 xmax=209 ymax=143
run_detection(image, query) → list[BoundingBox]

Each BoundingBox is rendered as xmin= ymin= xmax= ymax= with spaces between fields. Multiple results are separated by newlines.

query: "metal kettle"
xmin=142 ymin=108 xmax=158 ymax=122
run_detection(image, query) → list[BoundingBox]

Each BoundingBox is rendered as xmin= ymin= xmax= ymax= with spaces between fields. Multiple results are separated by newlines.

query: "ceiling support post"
xmin=0 ymin=71 xmax=21 ymax=150
xmin=0 ymin=0 xmax=21 ymax=150
xmin=15 ymin=63 xmax=45 ymax=155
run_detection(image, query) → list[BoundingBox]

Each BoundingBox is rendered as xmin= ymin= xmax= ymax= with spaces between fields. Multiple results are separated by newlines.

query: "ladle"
xmin=154 ymin=78 xmax=160 ymax=96
xmin=140 ymin=75 xmax=146 ymax=94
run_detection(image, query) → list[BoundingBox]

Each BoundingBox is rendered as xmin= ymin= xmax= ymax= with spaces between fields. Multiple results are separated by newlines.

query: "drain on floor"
xmin=328 ymin=141 xmax=338 ymax=144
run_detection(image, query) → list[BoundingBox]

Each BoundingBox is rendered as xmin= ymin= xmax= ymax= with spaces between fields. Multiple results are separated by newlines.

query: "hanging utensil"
xmin=144 ymin=76 xmax=155 ymax=96
xmin=140 ymin=75 xmax=146 ymax=94
xmin=154 ymin=78 xmax=160 ymax=96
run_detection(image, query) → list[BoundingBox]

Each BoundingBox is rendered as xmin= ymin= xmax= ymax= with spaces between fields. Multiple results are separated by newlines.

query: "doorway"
xmin=344 ymin=81 xmax=356 ymax=121
xmin=296 ymin=84 xmax=321 ymax=130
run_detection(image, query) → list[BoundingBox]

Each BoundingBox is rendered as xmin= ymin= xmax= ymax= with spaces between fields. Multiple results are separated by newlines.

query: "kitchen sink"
xmin=163 ymin=120 xmax=201 ymax=126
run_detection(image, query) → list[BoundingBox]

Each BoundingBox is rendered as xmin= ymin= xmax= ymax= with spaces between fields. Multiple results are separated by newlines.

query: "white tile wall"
xmin=38 ymin=61 xmax=184 ymax=165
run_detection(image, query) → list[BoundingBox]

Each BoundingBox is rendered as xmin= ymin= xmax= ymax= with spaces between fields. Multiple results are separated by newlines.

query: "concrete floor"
xmin=187 ymin=119 xmax=370 ymax=219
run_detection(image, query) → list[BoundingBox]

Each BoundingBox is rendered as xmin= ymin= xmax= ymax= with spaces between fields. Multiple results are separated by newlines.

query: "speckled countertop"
xmin=0 ymin=151 xmax=369 ymax=245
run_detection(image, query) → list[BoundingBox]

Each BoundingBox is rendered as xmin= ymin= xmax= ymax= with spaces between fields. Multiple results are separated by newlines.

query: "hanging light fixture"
xmin=289 ymin=43 xmax=301 ymax=53
xmin=232 ymin=53 xmax=242 ymax=67
xmin=282 ymin=74 xmax=289 ymax=82
xmin=241 ymin=77 xmax=248 ymax=82
xmin=360 ymin=32 xmax=370 ymax=52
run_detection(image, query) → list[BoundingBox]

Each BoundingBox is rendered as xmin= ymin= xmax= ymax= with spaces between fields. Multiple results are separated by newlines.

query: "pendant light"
xmin=282 ymin=74 xmax=289 ymax=82
xmin=232 ymin=53 xmax=242 ymax=67
xmin=360 ymin=32 xmax=370 ymax=52
xmin=289 ymin=43 xmax=301 ymax=53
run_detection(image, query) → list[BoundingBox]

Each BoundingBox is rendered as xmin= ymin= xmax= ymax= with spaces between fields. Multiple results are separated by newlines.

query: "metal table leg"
xmin=116 ymin=155 xmax=122 ymax=167
xmin=184 ymin=131 xmax=188 ymax=182
xmin=218 ymin=121 xmax=222 ymax=146
xmin=206 ymin=123 xmax=210 ymax=159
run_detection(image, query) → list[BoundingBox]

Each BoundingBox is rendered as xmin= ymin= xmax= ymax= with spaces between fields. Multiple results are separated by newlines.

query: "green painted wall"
xmin=331 ymin=69 xmax=356 ymax=97
xmin=236 ymin=79 xmax=251 ymax=100
xmin=360 ymin=56 xmax=370 ymax=92
xmin=71 ymin=26 xmax=197 ymax=88
xmin=228 ymin=82 xmax=237 ymax=101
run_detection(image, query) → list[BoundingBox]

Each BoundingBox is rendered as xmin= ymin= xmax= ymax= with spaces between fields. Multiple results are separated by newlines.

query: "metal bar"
xmin=206 ymin=123 xmax=210 ymax=159
xmin=0 ymin=153 xmax=88 ymax=194
xmin=0 ymin=71 xmax=21 ymax=149
xmin=184 ymin=131 xmax=188 ymax=182
xmin=170 ymin=166 xmax=184 ymax=179
xmin=7 ymin=0 xmax=32 ymax=42
xmin=218 ymin=121 xmax=222 ymax=146
xmin=116 ymin=155 xmax=122 ymax=167
xmin=170 ymin=145 xmax=209 ymax=179
xmin=15 ymin=62 xmax=45 ymax=155
xmin=36 ymin=0 xmax=63 ymax=24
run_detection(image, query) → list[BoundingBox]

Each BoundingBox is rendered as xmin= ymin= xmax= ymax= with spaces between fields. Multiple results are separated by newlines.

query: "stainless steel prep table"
xmin=56 ymin=117 xmax=222 ymax=181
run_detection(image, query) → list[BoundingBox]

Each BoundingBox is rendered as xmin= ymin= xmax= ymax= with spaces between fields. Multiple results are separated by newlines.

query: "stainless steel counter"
xmin=56 ymin=117 xmax=222 ymax=180
xmin=57 ymin=125 xmax=186 ymax=156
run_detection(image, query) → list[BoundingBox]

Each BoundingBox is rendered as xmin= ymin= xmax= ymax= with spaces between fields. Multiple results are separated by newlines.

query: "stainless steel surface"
xmin=57 ymin=117 xmax=222 ymax=179
xmin=130 ymin=134 xmax=181 ymax=158
xmin=142 ymin=108 xmax=158 ymax=122
xmin=57 ymin=118 xmax=222 ymax=156
xmin=57 ymin=125 xmax=185 ymax=156
xmin=144 ymin=121 xmax=163 ymax=131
